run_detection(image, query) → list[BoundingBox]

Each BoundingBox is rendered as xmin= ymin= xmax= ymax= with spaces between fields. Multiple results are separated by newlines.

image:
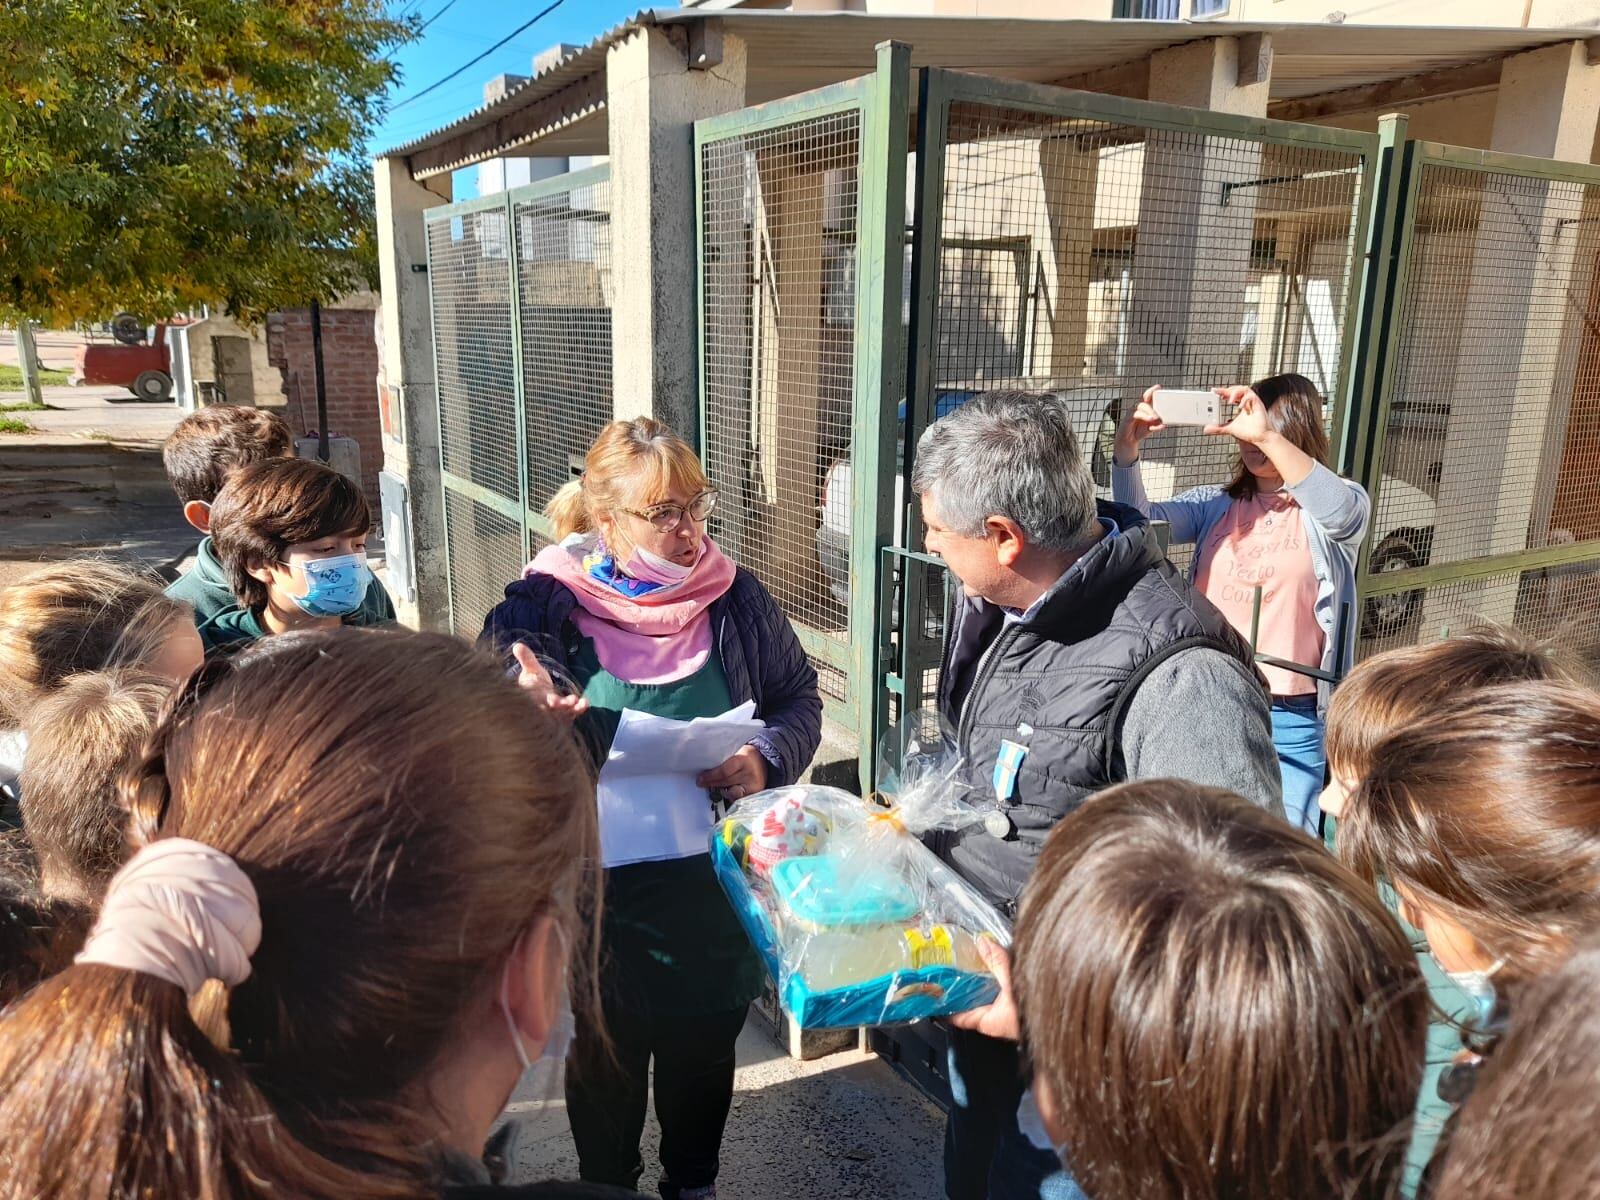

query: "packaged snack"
xmin=709 ymin=718 xmax=1010 ymax=1029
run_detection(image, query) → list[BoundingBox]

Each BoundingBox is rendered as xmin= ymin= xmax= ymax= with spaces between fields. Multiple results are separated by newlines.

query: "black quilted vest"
xmin=935 ymin=501 xmax=1261 ymax=914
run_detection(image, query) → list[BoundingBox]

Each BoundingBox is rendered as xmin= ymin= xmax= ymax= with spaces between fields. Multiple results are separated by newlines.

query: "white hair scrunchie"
xmin=76 ymin=837 xmax=262 ymax=995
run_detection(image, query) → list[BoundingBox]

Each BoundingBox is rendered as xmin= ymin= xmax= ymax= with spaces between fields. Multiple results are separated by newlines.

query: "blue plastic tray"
xmin=709 ymin=827 xmax=1000 ymax=1030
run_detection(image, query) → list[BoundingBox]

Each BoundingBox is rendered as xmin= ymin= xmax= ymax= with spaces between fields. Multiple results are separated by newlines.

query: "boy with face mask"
xmin=200 ymin=458 xmax=394 ymax=650
xmin=161 ymin=406 xmax=296 ymax=623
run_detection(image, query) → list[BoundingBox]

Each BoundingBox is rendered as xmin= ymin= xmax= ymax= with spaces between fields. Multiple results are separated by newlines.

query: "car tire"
xmin=1361 ymin=535 xmax=1424 ymax=640
xmin=131 ymin=370 xmax=173 ymax=402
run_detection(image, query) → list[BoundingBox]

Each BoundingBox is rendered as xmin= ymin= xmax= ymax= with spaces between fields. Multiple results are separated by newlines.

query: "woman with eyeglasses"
xmin=483 ymin=417 xmax=821 ymax=1200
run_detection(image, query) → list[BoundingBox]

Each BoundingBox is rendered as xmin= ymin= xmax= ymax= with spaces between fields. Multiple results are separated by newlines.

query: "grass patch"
xmin=0 ymin=364 xmax=71 ymax=389
xmin=0 ymin=416 xmax=35 ymax=434
xmin=0 ymin=400 xmax=49 ymax=412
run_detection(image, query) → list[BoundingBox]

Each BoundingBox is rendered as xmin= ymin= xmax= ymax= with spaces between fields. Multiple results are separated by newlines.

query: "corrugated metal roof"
xmin=379 ymin=8 xmax=1588 ymax=171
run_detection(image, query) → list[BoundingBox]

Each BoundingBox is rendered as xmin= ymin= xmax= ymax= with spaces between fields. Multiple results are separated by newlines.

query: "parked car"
xmin=1361 ymin=475 xmax=1436 ymax=639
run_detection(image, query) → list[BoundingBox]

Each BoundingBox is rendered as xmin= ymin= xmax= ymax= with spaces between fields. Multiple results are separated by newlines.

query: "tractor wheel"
xmin=131 ymin=370 xmax=173 ymax=402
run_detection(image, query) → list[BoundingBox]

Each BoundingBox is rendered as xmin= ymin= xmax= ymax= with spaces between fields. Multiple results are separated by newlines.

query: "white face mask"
xmin=498 ymin=928 xmax=574 ymax=1073
xmin=624 ymin=543 xmax=697 ymax=586
xmin=1443 ymin=958 xmax=1503 ymax=1026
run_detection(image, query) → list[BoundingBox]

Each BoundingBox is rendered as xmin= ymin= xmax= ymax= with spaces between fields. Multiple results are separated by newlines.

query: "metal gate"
xmin=1353 ymin=140 xmax=1600 ymax=660
xmin=425 ymin=164 xmax=614 ymax=636
xmin=888 ymin=69 xmax=1383 ymax=727
xmin=695 ymin=44 xmax=910 ymax=785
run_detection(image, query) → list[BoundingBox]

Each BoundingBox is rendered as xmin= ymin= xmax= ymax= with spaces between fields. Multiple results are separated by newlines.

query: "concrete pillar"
xmin=1127 ymin=36 xmax=1272 ymax=495
xmin=605 ymin=26 xmax=746 ymax=440
xmin=374 ymin=155 xmax=452 ymax=632
xmin=1036 ymin=138 xmax=1099 ymax=379
xmin=1421 ymin=41 xmax=1600 ymax=628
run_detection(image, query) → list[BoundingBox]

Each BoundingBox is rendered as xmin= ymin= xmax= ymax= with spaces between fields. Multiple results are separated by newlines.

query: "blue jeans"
xmin=1271 ymin=695 xmax=1326 ymax=838
xmin=944 ymin=1026 xmax=1087 ymax=1200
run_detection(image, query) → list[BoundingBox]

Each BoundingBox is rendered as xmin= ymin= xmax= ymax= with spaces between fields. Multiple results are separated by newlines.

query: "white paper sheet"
xmin=596 ymin=702 xmax=766 ymax=868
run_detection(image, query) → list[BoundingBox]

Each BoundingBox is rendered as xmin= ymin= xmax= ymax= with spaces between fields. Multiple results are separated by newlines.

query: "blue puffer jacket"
xmin=480 ymin=569 xmax=823 ymax=787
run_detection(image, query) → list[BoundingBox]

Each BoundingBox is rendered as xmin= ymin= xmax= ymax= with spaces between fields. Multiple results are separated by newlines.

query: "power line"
xmin=387 ymin=0 xmax=565 ymax=113
xmin=415 ymin=0 xmax=464 ymax=34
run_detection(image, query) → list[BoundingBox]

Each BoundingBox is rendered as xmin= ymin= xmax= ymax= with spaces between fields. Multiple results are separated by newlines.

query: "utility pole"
xmin=13 ymin=323 xmax=43 ymax=407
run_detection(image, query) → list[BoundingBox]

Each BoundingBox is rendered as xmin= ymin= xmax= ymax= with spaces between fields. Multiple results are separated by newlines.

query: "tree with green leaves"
xmin=0 ymin=1 xmax=414 ymax=327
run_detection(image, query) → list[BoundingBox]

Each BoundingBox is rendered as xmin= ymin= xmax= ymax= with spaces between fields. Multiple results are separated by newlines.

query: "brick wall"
xmin=268 ymin=307 xmax=383 ymax=511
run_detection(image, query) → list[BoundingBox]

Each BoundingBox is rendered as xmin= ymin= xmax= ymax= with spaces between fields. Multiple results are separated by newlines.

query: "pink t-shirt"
xmin=1194 ymin=491 xmax=1323 ymax=697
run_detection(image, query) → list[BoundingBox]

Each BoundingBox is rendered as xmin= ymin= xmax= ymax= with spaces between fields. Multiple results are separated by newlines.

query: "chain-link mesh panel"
xmin=927 ymin=102 xmax=1368 ymax=570
xmin=443 ymin=489 xmax=523 ymax=639
xmin=1372 ymin=164 xmax=1600 ymax=569
xmin=701 ymin=109 xmax=863 ymax=703
xmin=514 ymin=178 xmax=613 ymax=514
xmin=1358 ymin=560 xmax=1600 ymax=666
xmin=428 ymin=210 xmax=519 ymax=505
xmin=1356 ymin=156 xmax=1600 ymax=660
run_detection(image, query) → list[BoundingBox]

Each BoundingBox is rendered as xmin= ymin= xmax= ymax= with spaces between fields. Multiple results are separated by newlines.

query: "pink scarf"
xmin=525 ymin=535 xmax=737 ymax=684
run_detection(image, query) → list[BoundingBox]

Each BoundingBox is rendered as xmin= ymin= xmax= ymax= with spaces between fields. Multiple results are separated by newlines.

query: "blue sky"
xmin=372 ymin=0 xmax=645 ymax=194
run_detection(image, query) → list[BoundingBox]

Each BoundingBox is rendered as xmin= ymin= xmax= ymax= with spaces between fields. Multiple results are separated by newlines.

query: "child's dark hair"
xmin=162 ymin=406 xmax=293 ymax=506
xmin=1225 ymin=372 xmax=1329 ymax=500
xmin=1014 ymin=779 xmax=1427 ymax=1200
xmin=0 ymin=834 xmax=92 ymax=1009
xmin=210 ymin=458 xmax=370 ymax=612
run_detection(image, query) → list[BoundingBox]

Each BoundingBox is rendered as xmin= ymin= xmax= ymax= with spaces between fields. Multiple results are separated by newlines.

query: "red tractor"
xmin=72 ymin=313 xmax=185 ymax=401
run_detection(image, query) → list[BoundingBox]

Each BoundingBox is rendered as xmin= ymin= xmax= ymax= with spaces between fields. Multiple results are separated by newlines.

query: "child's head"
xmin=162 ymin=405 xmax=293 ymax=533
xmin=209 ymin=458 xmax=371 ymax=618
xmin=1433 ymin=932 xmax=1600 ymax=1198
xmin=19 ymin=669 xmax=169 ymax=905
xmin=1321 ymin=625 xmax=1584 ymax=819
xmin=1339 ymin=681 xmax=1600 ymax=987
xmin=1014 ymin=779 xmax=1426 ymax=1200
xmin=0 ymin=628 xmax=600 ymax=1195
xmin=0 ymin=561 xmax=202 ymax=727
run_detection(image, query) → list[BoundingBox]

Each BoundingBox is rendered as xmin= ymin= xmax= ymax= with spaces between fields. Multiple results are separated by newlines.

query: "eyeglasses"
xmin=618 ymin=490 xmax=719 ymax=533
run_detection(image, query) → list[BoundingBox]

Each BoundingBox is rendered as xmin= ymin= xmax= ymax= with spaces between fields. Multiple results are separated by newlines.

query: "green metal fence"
xmin=1352 ymin=141 xmax=1600 ymax=660
xmin=888 ymin=70 xmax=1383 ymax=727
xmin=425 ymin=165 xmax=613 ymax=636
xmin=695 ymin=44 xmax=910 ymax=786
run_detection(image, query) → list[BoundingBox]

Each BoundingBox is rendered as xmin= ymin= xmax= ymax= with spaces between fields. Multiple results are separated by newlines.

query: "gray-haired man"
xmin=915 ymin=392 xmax=1280 ymax=1200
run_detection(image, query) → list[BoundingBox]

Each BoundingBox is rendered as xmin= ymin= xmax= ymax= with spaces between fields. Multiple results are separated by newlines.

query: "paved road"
xmin=500 ymin=1014 xmax=946 ymax=1199
xmin=0 ymin=386 xmax=194 ymax=587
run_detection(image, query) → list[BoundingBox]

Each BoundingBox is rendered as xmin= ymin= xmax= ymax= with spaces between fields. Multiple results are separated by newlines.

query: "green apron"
xmin=573 ymin=637 xmax=766 ymax=1016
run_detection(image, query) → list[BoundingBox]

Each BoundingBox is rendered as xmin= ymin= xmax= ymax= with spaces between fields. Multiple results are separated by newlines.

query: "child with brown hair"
xmin=0 ymin=627 xmax=632 ymax=1198
xmin=0 ymin=560 xmax=202 ymax=814
xmin=1007 ymin=779 xmax=1427 ymax=1200
xmin=162 ymin=405 xmax=294 ymax=623
xmin=19 ymin=669 xmax=170 ymax=906
xmin=1318 ymin=626 xmax=1592 ymax=1194
xmin=200 ymin=457 xmax=394 ymax=650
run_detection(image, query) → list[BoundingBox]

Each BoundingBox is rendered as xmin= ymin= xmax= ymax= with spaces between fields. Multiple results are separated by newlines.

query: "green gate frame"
xmin=1349 ymin=139 xmax=1600 ymax=613
xmin=886 ymin=68 xmax=1384 ymax=736
xmin=693 ymin=43 xmax=911 ymax=792
xmin=424 ymin=163 xmax=612 ymax=634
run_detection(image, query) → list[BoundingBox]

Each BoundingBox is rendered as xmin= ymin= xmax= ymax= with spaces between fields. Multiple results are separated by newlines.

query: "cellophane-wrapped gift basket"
xmin=709 ymin=713 xmax=1011 ymax=1029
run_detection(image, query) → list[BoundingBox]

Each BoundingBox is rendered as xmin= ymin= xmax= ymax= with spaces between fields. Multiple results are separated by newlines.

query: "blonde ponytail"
xmin=545 ymin=479 xmax=591 ymax=539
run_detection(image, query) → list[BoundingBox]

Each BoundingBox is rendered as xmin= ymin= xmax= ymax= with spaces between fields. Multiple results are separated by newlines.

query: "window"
xmin=1113 ymin=0 xmax=1180 ymax=17
xmin=1191 ymin=0 xmax=1229 ymax=15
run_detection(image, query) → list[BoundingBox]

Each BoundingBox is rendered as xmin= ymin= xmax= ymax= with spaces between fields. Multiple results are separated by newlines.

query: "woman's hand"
xmin=1204 ymin=385 xmax=1269 ymax=444
xmin=1113 ymin=386 xmax=1167 ymax=467
xmin=698 ymin=744 xmax=769 ymax=802
xmin=946 ymin=938 xmax=1020 ymax=1042
xmin=512 ymin=643 xmax=590 ymax=723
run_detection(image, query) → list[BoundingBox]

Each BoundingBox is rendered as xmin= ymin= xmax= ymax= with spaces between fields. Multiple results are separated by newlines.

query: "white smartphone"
xmin=1151 ymin=388 xmax=1224 ymax=427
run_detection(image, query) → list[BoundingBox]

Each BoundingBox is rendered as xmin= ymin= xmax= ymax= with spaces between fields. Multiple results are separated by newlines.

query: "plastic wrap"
xmin=709 ymin=716 xmax=1010 ymax=1029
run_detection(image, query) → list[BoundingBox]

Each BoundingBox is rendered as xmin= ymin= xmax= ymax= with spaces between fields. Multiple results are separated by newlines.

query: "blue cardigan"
xmin=480 ymin=568 xmax=823 ymax=787
xmin=1112 ymin=460 xmax=1370 ymax=712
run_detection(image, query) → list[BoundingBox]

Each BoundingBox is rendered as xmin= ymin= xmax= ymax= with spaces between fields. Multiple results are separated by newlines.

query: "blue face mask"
xmin=285 ymin=552 xmax=371 ymax=618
